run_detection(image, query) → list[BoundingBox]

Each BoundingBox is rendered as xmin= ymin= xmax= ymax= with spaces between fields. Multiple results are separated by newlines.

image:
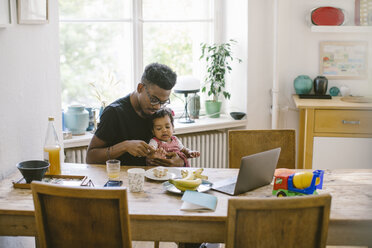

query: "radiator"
xmin=64 ymin=130 xmax=228 ymax=168
xmin=178 ymin=130 xmax=228 ymax=168
xmin=64 ymin=147 xmax=87 ymax=164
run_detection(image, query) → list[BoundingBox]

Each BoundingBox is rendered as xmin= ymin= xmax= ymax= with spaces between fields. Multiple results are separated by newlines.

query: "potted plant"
xmin=200 ymin=39 xmax=241 ymax=118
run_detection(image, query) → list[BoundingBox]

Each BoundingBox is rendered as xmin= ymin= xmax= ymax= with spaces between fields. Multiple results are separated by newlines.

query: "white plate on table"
xmin=162 ymin=180 xmax=213 ymax=194
xmin=145 ymin=167 xmax=181 ymax=181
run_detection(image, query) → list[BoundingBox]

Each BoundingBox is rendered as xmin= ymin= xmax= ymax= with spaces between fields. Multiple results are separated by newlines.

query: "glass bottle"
xmin=44 ymin=117 xmax=61 ymax=175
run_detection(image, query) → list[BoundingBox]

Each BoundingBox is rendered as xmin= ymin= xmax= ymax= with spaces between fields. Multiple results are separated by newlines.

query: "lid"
xmin=311 ymin=7 xmax=345 ymax=26
xmin=48 ymin=117 xmax=54 ymax=121
xmin=68 ymin=105 xmax=85 ymax=111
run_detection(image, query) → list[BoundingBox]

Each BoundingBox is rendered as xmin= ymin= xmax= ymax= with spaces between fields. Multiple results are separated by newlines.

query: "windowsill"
xmin=63 ymin=114 xmax=247 ymax=149
xmin=174 ymin=114 xmax=247 ymax=134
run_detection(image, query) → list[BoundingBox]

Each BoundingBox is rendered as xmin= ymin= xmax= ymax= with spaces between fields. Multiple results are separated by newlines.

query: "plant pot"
xmin=205 ymin=100 xmax=222 ymax=118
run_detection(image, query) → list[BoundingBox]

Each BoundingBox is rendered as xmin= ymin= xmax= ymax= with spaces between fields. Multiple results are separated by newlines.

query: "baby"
xmin=147 ymin=108 xmax=200 ymax=167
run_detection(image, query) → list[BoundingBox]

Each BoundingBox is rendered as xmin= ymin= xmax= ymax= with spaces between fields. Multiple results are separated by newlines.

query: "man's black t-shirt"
xmin=94 ymin=94 xmax=153 ymax=165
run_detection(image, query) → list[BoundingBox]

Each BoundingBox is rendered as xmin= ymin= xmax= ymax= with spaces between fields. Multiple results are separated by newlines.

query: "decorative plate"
xmin=145 ymin=167 xmax=181 ymax=181
xmin=341 ymin=96 xmax=372 ymax=103
xmin=162 ymin=180 xmax=213 ymax=194
xmin=311 ymin=7 xmax=345 ymax=26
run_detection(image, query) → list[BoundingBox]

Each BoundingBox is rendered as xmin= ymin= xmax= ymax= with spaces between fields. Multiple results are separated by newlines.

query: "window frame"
xmin=60 ymin=0 xmax=223 ymax=114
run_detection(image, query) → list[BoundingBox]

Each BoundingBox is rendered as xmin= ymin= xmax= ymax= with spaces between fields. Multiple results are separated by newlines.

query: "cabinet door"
xmin=313 ymin=137 xmax=372 ymax=169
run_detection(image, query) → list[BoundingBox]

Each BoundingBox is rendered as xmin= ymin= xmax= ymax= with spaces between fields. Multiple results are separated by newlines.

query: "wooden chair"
xmin=31 ymin=182 xmax=132 ymax=248
xmin=226 ymin=194 xmax=331 ymax=248
xmin=228 ymin=129 xmax=296 ymax=169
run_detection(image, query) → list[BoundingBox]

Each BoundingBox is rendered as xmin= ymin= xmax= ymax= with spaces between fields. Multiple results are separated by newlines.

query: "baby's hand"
xmin=188 ymin=150 xmax=200 ymax=158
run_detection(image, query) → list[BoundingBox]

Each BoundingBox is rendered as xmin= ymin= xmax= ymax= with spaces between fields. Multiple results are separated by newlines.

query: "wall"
xmin=247 ymin=0 xmax=276 ymax=129
xmin=0 ymin=0 xmax=60 ymax=246
xmin=247 ymin=0 xmax=372 ymax=168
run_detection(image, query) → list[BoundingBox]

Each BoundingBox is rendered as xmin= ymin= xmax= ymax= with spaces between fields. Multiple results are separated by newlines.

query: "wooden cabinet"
xmin=314 ymin=109 xmax=372 ymax=134
xmin=293 ymin=95 xmax=372 ymax=169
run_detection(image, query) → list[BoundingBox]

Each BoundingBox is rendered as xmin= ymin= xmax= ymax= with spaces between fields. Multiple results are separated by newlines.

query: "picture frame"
xmin=0 ymin=0 xmax=11 ymax=28
xmin=319 ymin=41 xmax=368 ymax=80
xmin=17 ymin=0 xmax=48 ymax=24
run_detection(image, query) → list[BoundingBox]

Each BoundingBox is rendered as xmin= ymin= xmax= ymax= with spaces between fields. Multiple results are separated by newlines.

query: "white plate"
xmin=162 ymin=180 xmax=213 ymax=194
xmin=145 ymin=167 xmax=181 ymax=181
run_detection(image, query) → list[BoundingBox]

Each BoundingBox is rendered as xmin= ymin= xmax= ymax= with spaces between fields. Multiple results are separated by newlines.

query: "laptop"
xmin=211 ymin=147 xmax=281 ymax=195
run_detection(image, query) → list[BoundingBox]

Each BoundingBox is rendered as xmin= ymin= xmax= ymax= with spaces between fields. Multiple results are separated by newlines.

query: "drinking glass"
xmin=127 ymin=168 xmax=145 ymax=192
xmin=106 ymin=159 xmax=121 ymax=181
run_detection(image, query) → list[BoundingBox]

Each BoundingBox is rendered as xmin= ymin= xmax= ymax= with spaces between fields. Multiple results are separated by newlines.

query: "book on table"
xmin=180 ymin=190 xmax=217 ymax=211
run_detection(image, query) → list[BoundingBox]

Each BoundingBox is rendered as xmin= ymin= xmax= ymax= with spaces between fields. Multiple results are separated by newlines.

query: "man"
xmin=86 ymin=63 xmax=184 ymax=167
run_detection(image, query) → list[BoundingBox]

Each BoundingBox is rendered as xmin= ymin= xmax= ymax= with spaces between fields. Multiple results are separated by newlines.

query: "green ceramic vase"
xmin=205 ymin=100 xmax=222 ymax=118
xmin=294 ymin=75 xmax=313 ymax=94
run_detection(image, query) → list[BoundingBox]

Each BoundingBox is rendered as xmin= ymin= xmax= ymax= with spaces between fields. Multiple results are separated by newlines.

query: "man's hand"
xmin=124 ymin=140 xmax=155 ymax=157
xmin=147 ymin=147 xmax=167 ymax=159
xmin=147 ymin=151 xmax=184 ymax=167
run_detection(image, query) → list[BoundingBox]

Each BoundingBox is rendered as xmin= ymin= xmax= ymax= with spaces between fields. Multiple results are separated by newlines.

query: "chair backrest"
xmin=228 ymin=129 xmax=296 ymax=169
xmin=226 ymin=194 xmax=331 ymax=248
xmin=31 ymin=182 xmax=132 ymax=248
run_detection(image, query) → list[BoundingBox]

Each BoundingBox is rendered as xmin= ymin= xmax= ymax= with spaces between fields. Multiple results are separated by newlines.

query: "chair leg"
xmin=35 ymin=237 xmax=40 ymax=248
xmin=154 ymin=241 xmax=160 ymax=248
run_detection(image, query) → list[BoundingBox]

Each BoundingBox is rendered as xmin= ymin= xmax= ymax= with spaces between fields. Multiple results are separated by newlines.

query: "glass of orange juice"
xmin=106 ymin=159 xmax=120 ymax=181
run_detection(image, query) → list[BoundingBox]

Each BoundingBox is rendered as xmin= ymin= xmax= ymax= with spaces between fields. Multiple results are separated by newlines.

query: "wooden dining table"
xmin=0 ymin=163 xmax=371 ymax=246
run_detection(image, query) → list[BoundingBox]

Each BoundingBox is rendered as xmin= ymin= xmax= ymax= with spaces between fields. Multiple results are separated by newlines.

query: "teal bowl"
xmin=16 ymin=160 xmax=50 ymax=183
xmin=230 ymin=112 xmax=246 ymax=120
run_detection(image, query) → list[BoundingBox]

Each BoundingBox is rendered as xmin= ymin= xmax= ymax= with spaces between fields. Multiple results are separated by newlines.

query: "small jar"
xmin=188 ymin=93 xmax=200 ymax=119
xmin=64 ymin=105 xmax=89 ymax=135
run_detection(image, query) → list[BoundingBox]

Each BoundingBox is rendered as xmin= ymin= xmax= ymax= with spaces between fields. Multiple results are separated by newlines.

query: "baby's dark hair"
xmin=151 ymin=108 xmax=174 ymax=128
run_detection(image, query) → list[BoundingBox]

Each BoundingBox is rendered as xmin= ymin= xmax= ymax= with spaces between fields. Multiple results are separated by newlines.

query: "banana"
xmin=169 ymin=178 xmax=202 ymax=191
xmin=170 ymin=169 xmax=208 ymax=191
xmin=193 ymin=168 xmax=208 ymax=180
xmin=193 ymin=168 xmax=203 ymax=175
xmin=170 ymin=183 xmax=198 ymax=191
xmin=182 ymin=170 xmax=195 ymax=180
xmin=181 ymin=170 xmax=188 ymax=178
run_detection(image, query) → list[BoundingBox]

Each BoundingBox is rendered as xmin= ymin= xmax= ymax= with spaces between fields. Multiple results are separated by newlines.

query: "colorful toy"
xmin=272 ymin=169 xmax=324 ymax=197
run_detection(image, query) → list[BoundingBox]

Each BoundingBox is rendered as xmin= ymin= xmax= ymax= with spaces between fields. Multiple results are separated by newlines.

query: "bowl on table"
xmin=230 ymin=112 xmax=246 ymax=120
xmin=16 ymin=160 xmax=50 ymax=183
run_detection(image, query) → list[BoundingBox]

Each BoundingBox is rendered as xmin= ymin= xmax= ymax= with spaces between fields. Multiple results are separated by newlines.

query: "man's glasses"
xmin=143 ymin=85 xmax=170 ymax=107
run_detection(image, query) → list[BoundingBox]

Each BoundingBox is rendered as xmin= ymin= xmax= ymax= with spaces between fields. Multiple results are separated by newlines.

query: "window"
xmin=59 ymin=0 xmax=216 ymax=113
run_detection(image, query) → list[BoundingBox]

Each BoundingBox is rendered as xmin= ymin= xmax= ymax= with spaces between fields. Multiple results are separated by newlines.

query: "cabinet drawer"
xmin=314 ymin=110 xmax=372 ymax=134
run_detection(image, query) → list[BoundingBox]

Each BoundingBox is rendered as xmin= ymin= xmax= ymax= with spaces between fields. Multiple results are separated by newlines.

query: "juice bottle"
xmin=44 ymin=117 xmax=61 ymax=175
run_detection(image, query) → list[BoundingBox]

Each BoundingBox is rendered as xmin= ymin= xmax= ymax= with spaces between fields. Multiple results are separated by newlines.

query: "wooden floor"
xmin=132 ymin=242 xmax=367 ymax=248
xmin=132 ymin=242 xmax=225 ymax=248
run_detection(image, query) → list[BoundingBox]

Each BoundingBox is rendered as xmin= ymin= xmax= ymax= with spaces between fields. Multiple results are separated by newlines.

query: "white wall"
xmin=0 ymin=0 xmax=60 ymax=245
xmin=246 ymin=0 xmax=372 ymax=168
xmin=0 ymin=0 xmax=61 ymax=178
xmin=246 ymin=0 xmax=276 ymax=129
xmin=225 ymin=0 xmax=248 ymax=115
